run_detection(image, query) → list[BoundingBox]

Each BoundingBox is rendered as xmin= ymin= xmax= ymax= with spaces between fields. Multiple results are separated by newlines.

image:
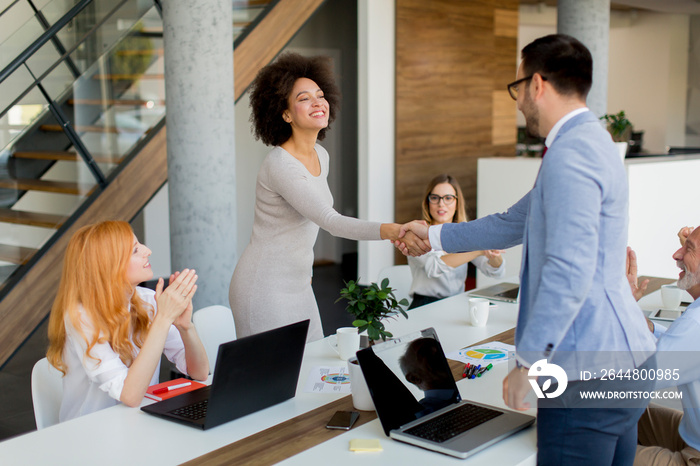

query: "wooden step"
xmin=0 ymin=178 xmax=92 ymax=195
xmin=13 ymin=151 xmax=124 ymax=164
xmin=0 ymin=244 xmax=37 ymax=265
xmin=0 ymin=208 xmax=64 ymax=228
xmin=115 ymin=48 xmax=164 ymax=57
xmin=67 ymin=98 xmax=165 ymax=107
xmin=233 ymin=0 xmax=271 ymax=7
xmin=92 ymin=73 xmax=165 ymax=81
xmin=40 ymin=124 xmax=119 ymax=134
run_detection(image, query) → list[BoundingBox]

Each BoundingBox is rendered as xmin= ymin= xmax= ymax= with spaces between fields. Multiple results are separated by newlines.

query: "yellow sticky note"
xmin=349 ymin=438 xmax=383 ymax=452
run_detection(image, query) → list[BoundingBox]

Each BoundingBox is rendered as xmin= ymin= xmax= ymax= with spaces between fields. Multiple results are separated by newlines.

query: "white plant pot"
xmin=615 ymin=142 xmax=628 ymax=161
xmin=348 ymin=357 xmax=375 ymax=411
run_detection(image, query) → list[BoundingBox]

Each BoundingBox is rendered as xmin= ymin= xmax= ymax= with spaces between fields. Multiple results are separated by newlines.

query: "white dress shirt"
xmin=408 ymin=252 xmax=505 ymax=299
xmin=59 ymin=287 xmax=189 ymax=422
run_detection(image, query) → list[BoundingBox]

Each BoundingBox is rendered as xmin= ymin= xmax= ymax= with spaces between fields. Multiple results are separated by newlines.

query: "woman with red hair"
xmin=47 ymin=221 xmax=209 ymax=422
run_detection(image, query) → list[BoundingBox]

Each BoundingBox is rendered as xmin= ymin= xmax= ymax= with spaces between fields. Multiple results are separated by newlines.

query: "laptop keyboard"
xmin=405 ymin=403 xmax=503 ymax=443
xmin=169 ymin=399 xmax=209 ymax=420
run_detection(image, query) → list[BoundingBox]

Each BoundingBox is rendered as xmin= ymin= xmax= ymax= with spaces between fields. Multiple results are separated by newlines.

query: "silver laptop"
xmin=468 ymin=282 xmax=519 ymax=303
xmin=356 ymin=328 xmax=534 ymax=459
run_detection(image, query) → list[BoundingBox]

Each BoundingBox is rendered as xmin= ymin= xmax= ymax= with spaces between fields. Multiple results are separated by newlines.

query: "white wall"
xmin=518 ymin=6 xmax=689 ymax=153
xmin=608 ymin=12 xmax=689 ymax=152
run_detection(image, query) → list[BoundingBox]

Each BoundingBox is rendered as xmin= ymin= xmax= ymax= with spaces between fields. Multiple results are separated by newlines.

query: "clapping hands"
xmin=154 ymin=268 xmax=198 ymax=329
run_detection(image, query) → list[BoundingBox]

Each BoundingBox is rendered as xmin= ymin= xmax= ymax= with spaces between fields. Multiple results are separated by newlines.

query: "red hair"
xmin=47 ymin=221 xmax=152 ymax=374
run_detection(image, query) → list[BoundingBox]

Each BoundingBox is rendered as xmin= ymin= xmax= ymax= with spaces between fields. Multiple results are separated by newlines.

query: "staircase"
xmin=0 ymin=0 xmax=325 ymax=368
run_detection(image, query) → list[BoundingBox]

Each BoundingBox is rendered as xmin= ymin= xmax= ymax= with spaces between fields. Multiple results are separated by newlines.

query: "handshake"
xmin=390 ymin=221 xmax=433 ymax=257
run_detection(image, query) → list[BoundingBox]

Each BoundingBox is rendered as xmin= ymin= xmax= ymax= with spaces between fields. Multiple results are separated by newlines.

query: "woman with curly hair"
xmin=47 ymin=221 xmax=209 ymax=422
xmin=229 ymin=52 xmax=406 ymax=341
xmin=407 ymin=174 xmax=505 ymax=309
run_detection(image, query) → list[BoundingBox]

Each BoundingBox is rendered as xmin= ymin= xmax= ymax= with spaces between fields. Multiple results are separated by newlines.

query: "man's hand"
xmin=679 ymin=226 xmax=693 ymax=246
xmin=394 ymin=221 xmax=431 ymax=256
xmin=503 ymin=366 xmax=532 ymax=411
xmin=626 ymin=246 xmax=648 ymax=301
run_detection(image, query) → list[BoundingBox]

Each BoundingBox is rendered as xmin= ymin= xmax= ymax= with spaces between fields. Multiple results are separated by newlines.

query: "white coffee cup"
xmin=661 ymin=284 xmax=682 ymax=310
xmin=469 ymin=297 xmax=490 ymax=327
xmin=348 ymin=357 xmax=375 ymax=411
xmin=336 ymin=327 xmax=360 ymax=360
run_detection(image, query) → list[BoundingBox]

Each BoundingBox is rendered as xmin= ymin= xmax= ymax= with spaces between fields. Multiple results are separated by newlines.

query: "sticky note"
xmin=349 ymin=438 xmax=383 ymax=452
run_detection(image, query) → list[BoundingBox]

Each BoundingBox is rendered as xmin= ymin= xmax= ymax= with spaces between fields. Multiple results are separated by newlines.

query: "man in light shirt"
xmin=397 ymin=34 xmax=656 ymax=465
xmin=633 ymin=226 xmax=700 ymax=465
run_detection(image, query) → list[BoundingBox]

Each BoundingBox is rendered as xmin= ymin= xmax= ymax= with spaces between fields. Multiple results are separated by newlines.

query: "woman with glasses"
xmin=407 ymin=174 xmax=505 ymax=309
xmin=229 ymin=53 xmax=409 ymax=342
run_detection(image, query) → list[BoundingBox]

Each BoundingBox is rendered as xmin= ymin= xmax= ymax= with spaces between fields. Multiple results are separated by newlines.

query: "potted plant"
xmin=336 ymin=277 xmax=409 ymax=411
xmin=336 ymin=277 xmax=409 ymax=343
xmin=601 ymin=110 xmax=633 ymax=159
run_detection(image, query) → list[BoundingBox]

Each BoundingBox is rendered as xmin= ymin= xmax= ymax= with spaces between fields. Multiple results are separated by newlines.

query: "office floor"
xmin=0 ymin=262 xmax=352 ymax=443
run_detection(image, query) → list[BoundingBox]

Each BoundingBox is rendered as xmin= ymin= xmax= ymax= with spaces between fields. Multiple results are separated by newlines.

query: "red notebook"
xmin=145 ymin=377 xmax=206 ymax=401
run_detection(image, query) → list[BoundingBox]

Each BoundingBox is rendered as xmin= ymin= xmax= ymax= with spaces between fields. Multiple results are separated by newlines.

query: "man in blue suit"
xmin=397 ymin=34 xmax=656 ymax=465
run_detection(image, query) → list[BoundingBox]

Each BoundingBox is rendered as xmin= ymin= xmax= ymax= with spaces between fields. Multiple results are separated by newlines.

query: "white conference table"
xmin=0 ymin=282 xmax=534 ymax=466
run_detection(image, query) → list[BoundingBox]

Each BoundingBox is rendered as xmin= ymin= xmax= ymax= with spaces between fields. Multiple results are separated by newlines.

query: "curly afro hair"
xmin=248 ymin=52 xmax=340 ymax=146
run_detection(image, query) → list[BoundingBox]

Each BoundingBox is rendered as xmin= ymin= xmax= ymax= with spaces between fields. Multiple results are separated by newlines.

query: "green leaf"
xmin=367 ymin=326 xmax=380 ymax=341
xmin=352 ymin=319 xmax=368 ymax=327
xmin=358 ymin=302 xmax=365 ymax=311
xmin=381 ymin=277 xmax=389 ymax=289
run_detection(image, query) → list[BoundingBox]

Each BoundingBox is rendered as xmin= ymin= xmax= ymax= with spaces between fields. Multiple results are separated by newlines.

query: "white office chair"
xmin=31 ymin=357 xmax=63 ymax=429
xmin=377 ymin=265 xmax=413 ymax=308
xmin=192 ymin=305 xmax=237 ymax=374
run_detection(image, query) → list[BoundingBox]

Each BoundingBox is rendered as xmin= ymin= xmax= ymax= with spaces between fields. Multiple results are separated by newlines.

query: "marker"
xmin=471 ymin=364 xmax=481 ymax=379
xmin=462 ymin=363 xmax=471 ymax=378
xmin=153 ymin=381 xmax=191 ymax=394
xmin=477 ymin=363 xmax=493 ymax=377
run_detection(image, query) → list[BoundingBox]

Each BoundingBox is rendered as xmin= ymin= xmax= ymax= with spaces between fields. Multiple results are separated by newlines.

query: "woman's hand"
xmin=169 ymin=271 xmax=197 ymax=331
xmin=483 ymin=249 xmax=504 ymax=268
xmin=154 ymin=269 xmax=198 ymax=325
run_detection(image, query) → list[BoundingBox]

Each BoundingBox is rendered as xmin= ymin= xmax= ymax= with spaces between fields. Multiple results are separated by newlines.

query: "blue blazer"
xmin=441 ymin=111 xmax=655 ymax=376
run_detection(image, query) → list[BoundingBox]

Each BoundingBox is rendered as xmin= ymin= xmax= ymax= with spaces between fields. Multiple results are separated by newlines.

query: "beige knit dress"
xmin=229 ymin=145 xmax=381 ymax=342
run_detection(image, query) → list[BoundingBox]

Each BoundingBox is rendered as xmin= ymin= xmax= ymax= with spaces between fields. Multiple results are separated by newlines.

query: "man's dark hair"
xmin=521 ymin=34 xmax=592 ymax=99
xmin=249 ymin=52 xmax=340 ymax=146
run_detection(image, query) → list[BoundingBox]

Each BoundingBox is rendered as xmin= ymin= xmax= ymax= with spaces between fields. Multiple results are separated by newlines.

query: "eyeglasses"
xmin=427 ymin=194 xmax=457 ymax=205
xmin=506 ymin=74 xmax=547 ymax=101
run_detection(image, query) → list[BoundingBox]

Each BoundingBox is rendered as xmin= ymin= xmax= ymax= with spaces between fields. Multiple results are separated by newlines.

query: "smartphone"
xmin=326 ymin=410 xmax=359 ymax=430
xmin=649 ymin=307 xmax=686 ymax=321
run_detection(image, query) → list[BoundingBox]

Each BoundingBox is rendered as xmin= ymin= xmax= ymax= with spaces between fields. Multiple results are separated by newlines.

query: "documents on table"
xmin=304 ymin=366 xmax=352 ymax=394
xmin=446 ymin=342 xmax=515 ymax=366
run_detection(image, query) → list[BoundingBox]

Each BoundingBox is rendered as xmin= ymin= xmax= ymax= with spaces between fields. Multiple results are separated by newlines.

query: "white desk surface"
xmin=0 ymin=285 xmax=534 ymax=466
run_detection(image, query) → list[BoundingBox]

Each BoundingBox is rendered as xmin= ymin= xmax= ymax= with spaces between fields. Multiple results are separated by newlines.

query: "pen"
xmin=153 ymin=381 xmax=191 ymax=394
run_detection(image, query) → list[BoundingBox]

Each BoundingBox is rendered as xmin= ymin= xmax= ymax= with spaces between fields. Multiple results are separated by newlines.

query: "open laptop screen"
xmin=357 ymin=329 xmax=460 ymax=435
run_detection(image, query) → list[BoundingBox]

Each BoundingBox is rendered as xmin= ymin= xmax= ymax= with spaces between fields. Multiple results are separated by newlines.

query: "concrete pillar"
xmin=162 ymin=0 xmax=236 ymax=309
xmin=558 ymin=0 xmax=610 ymax=117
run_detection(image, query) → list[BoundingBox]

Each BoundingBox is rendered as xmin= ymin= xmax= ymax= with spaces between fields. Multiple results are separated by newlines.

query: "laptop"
xmin=141 ymin=319 xmax=309 ymax=430
xmin=468 ymin=282 xmax=519 ymax=304
xmin=356 ymin=327 xmax=534 ymax=459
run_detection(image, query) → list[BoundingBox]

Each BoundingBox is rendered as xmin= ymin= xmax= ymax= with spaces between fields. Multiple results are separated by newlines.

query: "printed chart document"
xmin=446 ymin=342 xmax=515 ymax=366
xmin=304 ymin=366 xmax=351 ymax=394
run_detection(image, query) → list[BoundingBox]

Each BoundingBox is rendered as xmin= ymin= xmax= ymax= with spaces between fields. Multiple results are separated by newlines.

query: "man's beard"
xmin=521 ymin=90 xmax=540 ymax=138
xmin=677 ymin=261 xmax=699 ymax=291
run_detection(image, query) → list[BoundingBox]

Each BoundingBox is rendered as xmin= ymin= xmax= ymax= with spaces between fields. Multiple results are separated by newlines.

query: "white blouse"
xmin=408 ymin=251 xmax=505 ymax=299
xmin=58 ymin=287 xmax=188 ymax=422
